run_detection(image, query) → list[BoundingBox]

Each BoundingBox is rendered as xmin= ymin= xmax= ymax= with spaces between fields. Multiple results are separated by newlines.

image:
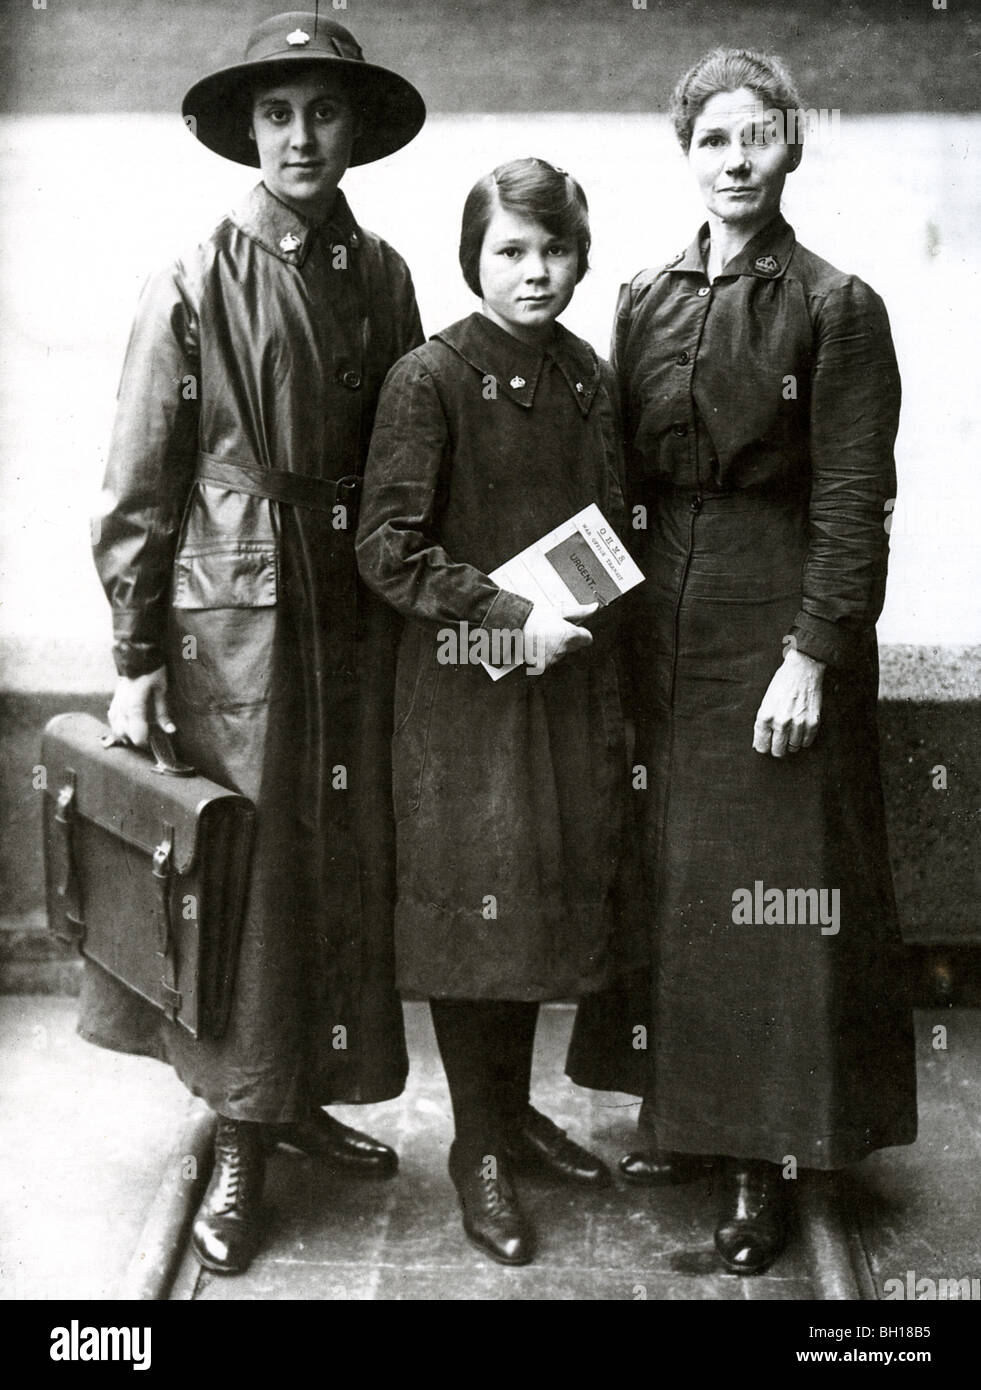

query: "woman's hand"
xmin=753 ymin=646 xmax=825 ymax=757
xmin=107 ymin=667 xmax=176 ymax=749
xmin=523 ymin=602 xmax=598 ymax=675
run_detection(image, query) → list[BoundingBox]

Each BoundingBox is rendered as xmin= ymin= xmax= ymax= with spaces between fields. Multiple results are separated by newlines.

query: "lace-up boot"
xmin=191 ymin=1116 xmax=266 ymax=1274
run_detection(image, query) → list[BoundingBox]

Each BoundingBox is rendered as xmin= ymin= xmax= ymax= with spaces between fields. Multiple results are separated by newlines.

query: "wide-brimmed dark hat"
xmin=181 ymin=11 xmax=425 ymax=167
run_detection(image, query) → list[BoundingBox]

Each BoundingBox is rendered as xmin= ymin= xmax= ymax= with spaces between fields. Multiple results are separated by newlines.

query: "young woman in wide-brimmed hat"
xmin=88 ymin=11 xmax=425 ymax=1275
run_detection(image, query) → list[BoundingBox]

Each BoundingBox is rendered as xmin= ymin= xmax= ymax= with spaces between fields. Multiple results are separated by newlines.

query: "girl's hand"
xmin=753 ymin=647 xmax=825 ymax=757
xmin=107 ymin=667 xmax=176 ymax=749
xmin=523 ymin=602 xmax=598 ymax=675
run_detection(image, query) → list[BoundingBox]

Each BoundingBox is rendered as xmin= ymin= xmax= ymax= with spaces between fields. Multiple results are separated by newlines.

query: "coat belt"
xmin=196 ymin=456 xmax=360 ymax=514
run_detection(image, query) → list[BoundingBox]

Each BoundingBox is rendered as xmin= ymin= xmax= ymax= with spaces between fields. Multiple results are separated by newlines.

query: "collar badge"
xmin=509 ymin=375 xmax=526 ymax=389
xmin=279 ymin=232 xmax=303 ymax=253
xmin=754 ymin=254 xmax=780 ymax=275
xmin=286 ymin=29 xmax=311 ymax=46
xmin=575 ymin=381 xmax=584 ymax=392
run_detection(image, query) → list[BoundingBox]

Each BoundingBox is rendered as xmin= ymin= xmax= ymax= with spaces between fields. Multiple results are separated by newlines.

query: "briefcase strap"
xmin=52 ymin=774 xmax=86 ymax=947
xmin=196 ymin=455 xmax=361 ymax=516
xmin=152 ymin=829 xmax=182 ymax=1022
xmin=52 ymin=765 xmax=183 ymax=1022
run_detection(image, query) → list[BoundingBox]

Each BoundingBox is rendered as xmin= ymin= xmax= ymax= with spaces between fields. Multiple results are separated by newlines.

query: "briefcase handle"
xmin=100 ymin=724 xmax=196 ymax=778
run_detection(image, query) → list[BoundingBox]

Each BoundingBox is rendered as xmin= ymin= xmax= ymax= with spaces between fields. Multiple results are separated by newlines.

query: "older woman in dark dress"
xmin=568 ymin=48 xmax=918 ymax=1274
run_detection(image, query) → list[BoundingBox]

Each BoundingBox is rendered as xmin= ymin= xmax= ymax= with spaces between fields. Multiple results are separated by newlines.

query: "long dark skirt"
xmin=567 ymin=486 xmax=918 ymax=1169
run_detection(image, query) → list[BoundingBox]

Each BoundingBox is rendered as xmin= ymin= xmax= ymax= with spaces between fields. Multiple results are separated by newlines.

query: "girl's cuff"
xmin=479 ymin=588 xmax=535 ymax=637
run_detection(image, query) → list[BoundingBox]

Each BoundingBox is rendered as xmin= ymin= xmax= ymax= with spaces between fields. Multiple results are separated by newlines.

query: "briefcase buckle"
xmin=52 ymin=773 xmax=85 ymax=946
xmin=151 ymin=838 xmax=172 ymax=882
xmin=152 ymin=830 xmax=182 ymax=1021
xmin=54 ymin=779 xmax=75 ymax=825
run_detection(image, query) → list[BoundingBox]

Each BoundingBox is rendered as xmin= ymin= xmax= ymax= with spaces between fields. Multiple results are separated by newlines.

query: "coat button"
xmin=672 ymin=423 xmax=688 ymax=437
xmin=339 ymin=370 xmax=362 ymax=390
xmin=697 ymin=286 xmax=711 ymax=297
xmin=677 ymin=350 xmax=691 ymax=365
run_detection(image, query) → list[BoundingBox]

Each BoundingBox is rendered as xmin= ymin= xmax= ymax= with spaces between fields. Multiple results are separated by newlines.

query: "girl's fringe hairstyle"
xmin=459 ymin=156 xmax=591 ymax=298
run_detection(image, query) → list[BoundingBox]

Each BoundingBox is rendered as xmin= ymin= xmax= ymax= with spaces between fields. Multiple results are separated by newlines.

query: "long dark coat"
xmin=85 ymin=183 xmax=423 ymax=1121
xmin=356 ymin=313 xmax=641 ymax=1001
xmin=567 ymin=216 xmax=918 ymax=1169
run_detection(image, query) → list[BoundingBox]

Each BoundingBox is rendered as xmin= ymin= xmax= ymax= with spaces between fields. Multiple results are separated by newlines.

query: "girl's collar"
xmin=433 ymin=312 xmax=601 ymax=416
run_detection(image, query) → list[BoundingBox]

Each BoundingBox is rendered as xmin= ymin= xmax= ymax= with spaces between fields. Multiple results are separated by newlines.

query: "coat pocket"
xmin=172 ymin=544 xmax=278 ymax=610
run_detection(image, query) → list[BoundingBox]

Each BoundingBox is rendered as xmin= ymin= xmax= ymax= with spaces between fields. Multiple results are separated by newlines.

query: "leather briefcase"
xmin=41 ymin=712 xmax=256 ymax=1040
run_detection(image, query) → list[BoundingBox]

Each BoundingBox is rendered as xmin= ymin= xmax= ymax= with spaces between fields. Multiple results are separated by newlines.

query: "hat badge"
xmin=754 ymin=254 xmax=780 ymax=275
xmin=279 ymin=232 xmax=303 ymax=253
xmin=286 ymin=28 xmax=311 ymax=46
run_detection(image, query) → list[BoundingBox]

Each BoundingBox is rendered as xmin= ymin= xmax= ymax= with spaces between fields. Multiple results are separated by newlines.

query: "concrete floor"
xmin=2 ymin=996 xmax=978 ymax=1302
xmin=0 ymin=993 xmax=191 ymax=1300
xmin=174 ymin=1004 xmax=814 ymax=1302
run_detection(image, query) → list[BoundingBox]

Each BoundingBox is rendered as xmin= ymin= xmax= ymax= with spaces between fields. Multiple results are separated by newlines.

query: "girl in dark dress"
xmin=357 ymin=159 xmax=636 ymax=1265
xmin=567 ymin=49 xmax=918 ymax=1275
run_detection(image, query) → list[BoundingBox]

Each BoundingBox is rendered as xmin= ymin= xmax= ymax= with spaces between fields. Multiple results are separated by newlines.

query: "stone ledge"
xmin=4 ymin=912 xmax=979 ymax=1009
xmin=878 ymin=645 xmax=981 ymax=702
xmin=2 ymin=655 xmax=978 ymax=959
xmin=0 ymin=913 xmax=82 ymax=995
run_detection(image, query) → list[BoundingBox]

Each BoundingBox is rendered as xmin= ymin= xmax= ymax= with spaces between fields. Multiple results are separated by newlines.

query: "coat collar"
xmin=667 ymin=214 xmax=797 ymax=282
xmin=230 ymin=182 xmax=363 ymax=267
xmin=434 ymin=312 xmax=601 ymax=414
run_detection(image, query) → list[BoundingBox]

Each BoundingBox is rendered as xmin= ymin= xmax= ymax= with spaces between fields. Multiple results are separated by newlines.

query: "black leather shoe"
xmin=276 ymin=1109 xmax=398 ymax=1178
xmin=191 ymin=1116 xmax=266 ymax=1275
xmin=448 ymin=1141 xmax=535 ymax=1266
xmin=619 ymin=1149 xmax=712 ymax=1186
xmin=510 ymin=1106 xmax=611 ymax=1186
xmin=714 ymin=1159 xmax=788 ymax=1275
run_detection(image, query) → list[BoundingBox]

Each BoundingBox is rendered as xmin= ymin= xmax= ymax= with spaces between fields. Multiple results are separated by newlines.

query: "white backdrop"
xmin=1 ymin=111 xmax=978 ymax=691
